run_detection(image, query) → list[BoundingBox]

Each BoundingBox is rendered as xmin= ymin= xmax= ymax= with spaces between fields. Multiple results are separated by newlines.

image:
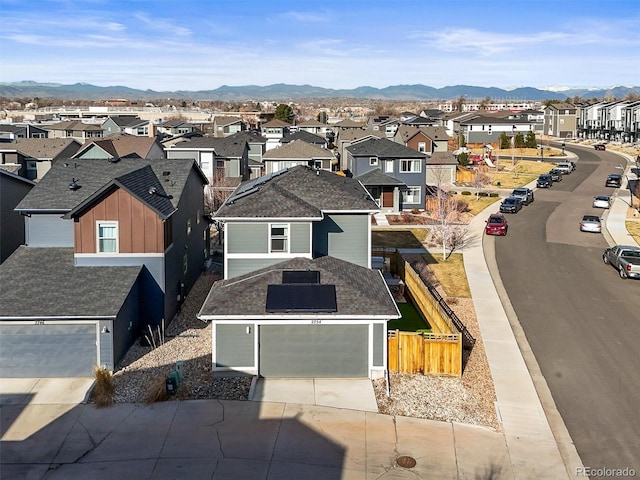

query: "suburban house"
xmin=0 ymin=123 xmax=48 ymax=141
xmin=225 ymin=131 xmax=267 ymax=179
xmin=0 ymin=158 xmax=209 ymax=377
xmin=426 ymin=151 xmax=459 ymax=185
xmin=212 ymin=116 xmax=245 ymax=137
xmin=281 ymin=130 xmax=327 ymax=148
xmin=166 ymin=135 xmax=250 ymax=183
xmin=157 ymin=120 xmax=197 ymax=137
xmin=335 ymin=129 xmax=385 ymax=170
xmin=262 ymin=140 xmax=336 ymax=174
xmin=0 ymin=138 xmax=82 ymax=180
xmin=260 ymin=118 xmax=291 ymax=151
xmin=73 ymin=133 xmax=165 ymax=160
xmin=393 ymin=125 xmax=451 ymax=154
xmin=296 ymin=119 xmax=330 ymax=136
xmin=345 ymin=137 xmax=427 ymax=211
xmin=460 ymin=116 xmax=535 ymax=148
xmin=0 ymin=169 xmax=35 ymax=263
xmin=102 ymin=116 xmax=150 ymax=137
xmin=44 ymin=120 xmax=104 ymax=141
xmin=197 ymin=165 xmax=399 ymax=378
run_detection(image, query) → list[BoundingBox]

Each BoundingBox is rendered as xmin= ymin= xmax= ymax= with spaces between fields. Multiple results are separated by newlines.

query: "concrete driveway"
xmin=0 ymin=378 xmax=94 ymax=405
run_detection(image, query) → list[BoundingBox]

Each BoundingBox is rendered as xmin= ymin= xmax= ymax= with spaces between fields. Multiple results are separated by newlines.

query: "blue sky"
xmin=1 ymin=0 xmax=639 ymax=92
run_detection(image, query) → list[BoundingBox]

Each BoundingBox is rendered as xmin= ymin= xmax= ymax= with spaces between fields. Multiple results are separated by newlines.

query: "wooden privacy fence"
xmin=388 ymin=330 xmax=462 ymax=376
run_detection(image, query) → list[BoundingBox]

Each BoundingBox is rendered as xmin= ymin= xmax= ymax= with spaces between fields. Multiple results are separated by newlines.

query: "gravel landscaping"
xmin=110 ymin=264 xmax=500 ymax=431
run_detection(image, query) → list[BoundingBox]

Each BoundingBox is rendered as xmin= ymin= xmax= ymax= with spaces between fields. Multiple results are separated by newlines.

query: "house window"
xmin=187 ymin=219 xmax=192 ymax=236
xmin=196 ymin=209 xmax=201 ymax=224
xmin=183 ymin=253 xmax=188 ymax=274
xmin=369 ymin=157 xmax=378 ymax=166
xmin=270 ymin=224 xmax=289 ymax=253
xmin=400 ymin=159 xmax=422 ymax=173
xmin=402 ymin=187 xmax=421 ymax=204
xmin=418 ymin=142 xmax=426 ymax=153
xmin=384 ymin=160 xmax=394 ymax=173
xmin=97 ymin=221 xmax=118 ymax=253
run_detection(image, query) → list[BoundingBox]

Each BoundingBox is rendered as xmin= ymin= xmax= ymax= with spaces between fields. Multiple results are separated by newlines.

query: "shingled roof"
xmin=198 ymin=256 xmax=399 ymax=319
xmin=263 ymin=140 xmax=334 ymax=161
xmin=356 ymin=168 xmax=406 ymax=186
xmin=75 ymin=133 xmax=161 ymax=159
xmin=4 ymin=138 xmax=81 ymax=159
xmin=0 ymin=247 xmax=142 ymax=318
xmin=346 ymin=137 xmax=427 ymax=159
xmin=15 ymin=158 xmax=205 ymax=212
xmin=215 ymin=165 xmax=378 ymax=219
xmin=172 ymin=136 xmax=246 ymax=157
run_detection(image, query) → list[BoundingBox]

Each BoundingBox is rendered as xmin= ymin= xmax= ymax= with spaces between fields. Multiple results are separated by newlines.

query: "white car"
xmin=592 ymin=195 xmax=612 ymax=209
xmin=555 ymin=162 xmax=573 ymax=174
xmin=580 ymin=215 xmax=602 ymax=233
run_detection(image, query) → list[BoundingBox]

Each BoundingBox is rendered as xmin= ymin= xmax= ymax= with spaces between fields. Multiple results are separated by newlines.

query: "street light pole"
xmin=511 ymin=125 xmax=516 ymax=166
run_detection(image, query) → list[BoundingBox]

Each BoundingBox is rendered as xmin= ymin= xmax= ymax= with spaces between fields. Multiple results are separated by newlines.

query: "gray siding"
xmin=259 ymin=324 xmax=368 ymax=377
xmin=0 ymin=323 xmax=97 ymax=377
xmin=99 ymin=320 xmax=114 ymax=370
xmin=313 ymin=213 xmax=369 ymax=267
xmin=227 ymin=159 xmax=240 ymax=178
xmin=227 ymin=258 xmax=282 ymax=279
xmin=290 ymin=222 xmax=311 ymax=254
xmin=373 ymin=323 xmax=384 ymax=366
xmin=227 ymin=223 xmax=268 ymax=253
xmin=26 ymin=215 xmax=74 ymax=247
xmin=216 ymin=324 xmax=255 ymax=368
xmin=0 ymin=175 xmax=32 ymax=262
xmin=166 ymin=150 xmax=198 ymax=160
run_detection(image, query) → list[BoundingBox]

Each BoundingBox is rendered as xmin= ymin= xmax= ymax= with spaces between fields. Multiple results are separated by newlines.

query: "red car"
xmin=485 ymin=213 xmax=508 ymax=236
xmin=594 ymin=144 xmax=606 ymax=151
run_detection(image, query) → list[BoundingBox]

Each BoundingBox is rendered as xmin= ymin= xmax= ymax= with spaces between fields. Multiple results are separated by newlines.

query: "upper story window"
xmin=97 ymin=221 xmax=118 ymax=253
xmin=270 ymin=224 xmax=289 ymax=253
xmin=400 ymin=159 xmax=422 ymax=173
xmin=418 ymin=142 xmax=427 ymax=153
xmin=369 ymin=157 xmax=378 ymax=166
xmin=384 ymin=160 xmax=394 ymax=173
xmin=187 ymin=218 xmax=192 ymax=236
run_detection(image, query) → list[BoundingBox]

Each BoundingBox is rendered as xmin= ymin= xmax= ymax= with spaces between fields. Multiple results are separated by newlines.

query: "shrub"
xmin=489 ymin=192 xmax=499 ymax=197
xmin=461 ymin=191 xmax=472 ymax=195
xmin=92 ymin=366 xmax=115 ymax=408
xmin=145 ymin=376 xmax=169 ymax=404
xmin=478 ymin=191 xmax=489 ymax=197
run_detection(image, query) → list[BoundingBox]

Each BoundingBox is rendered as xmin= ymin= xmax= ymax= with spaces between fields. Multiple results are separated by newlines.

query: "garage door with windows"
xmin=259 ymin=324 xmax=368 ymax=378
xmin=0 ymin=323 xmax=97 ymax=377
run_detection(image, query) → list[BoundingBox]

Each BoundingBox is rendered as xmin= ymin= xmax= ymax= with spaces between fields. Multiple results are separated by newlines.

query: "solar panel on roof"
xmin=282 ymin=270 xmax=320 ymax=284
xmin=266 ymin=284 xmax=337 ymax=312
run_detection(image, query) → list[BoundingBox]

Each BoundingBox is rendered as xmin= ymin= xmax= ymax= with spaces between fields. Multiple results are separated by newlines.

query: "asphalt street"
xmin=492 ymin=146 xmax=640 ymax=477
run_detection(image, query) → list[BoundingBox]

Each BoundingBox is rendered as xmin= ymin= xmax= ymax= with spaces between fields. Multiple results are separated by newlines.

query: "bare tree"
xmin=427 ymin=169 xmax=471 ymax=260
xmin=471 ymin=170 xmax=491 ymax=198
xmin=204 ymin=169 xmax=240 ymax=245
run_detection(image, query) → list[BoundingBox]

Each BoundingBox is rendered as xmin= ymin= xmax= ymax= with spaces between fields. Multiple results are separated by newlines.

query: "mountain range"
xmin=1 ymin=81 xmax=639 ymax=102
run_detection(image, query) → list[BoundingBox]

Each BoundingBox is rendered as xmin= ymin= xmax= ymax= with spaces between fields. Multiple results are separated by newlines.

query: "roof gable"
xmin=346 ymin=137 xmax=427 ymax=159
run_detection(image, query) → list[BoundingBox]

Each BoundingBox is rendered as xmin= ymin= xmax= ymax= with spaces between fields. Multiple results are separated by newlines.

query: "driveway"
xmin=0 ymin=378 xmax=94 ymax=405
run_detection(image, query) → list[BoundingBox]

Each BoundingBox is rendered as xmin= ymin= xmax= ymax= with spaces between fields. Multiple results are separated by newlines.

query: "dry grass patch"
xmin=423 ymin=253 xmax=471 ymax=298
xmin=626 ymin=221 xmax=640 ymax=244
xmin=461 ymin=196 xmax=501 ymax=216
xmin=92 ymin=366 xmax=115 ymax=407
xmin=372 ymin=229 xmax=428 ymax=248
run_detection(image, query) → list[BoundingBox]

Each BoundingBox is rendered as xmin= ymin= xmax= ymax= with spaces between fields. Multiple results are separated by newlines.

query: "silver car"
xmin=580 ymin=215 xmax=602 ymax=233
xmin=592 ymin=195 xmax=611 ymax=209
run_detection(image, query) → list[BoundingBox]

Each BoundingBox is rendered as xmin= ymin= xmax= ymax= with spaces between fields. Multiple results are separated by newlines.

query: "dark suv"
xmin=499 ymin=196 xmax=523 ymax=213
xmin=605 ymin=174 xmax=622 ymax=188
xmin=536 ymin=174 xmax=553 ymax=188
xmin=594 ymin=144 xmax=606 ymax=151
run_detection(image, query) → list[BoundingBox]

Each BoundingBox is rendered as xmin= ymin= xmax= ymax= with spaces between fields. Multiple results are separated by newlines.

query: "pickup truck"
xmin=602 ymin=245 xmax=640 ymax=279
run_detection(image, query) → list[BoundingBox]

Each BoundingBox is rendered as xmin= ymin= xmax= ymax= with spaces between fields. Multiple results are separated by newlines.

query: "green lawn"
xmin=388 ymin=302 xmax=431 ymax=332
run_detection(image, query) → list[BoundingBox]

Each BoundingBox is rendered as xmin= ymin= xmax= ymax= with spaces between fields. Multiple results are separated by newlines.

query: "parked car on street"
xmin=592 ymin=195 xmax=612 ymax=209
xmin=555 ymin=162 xmax=573 ymax=174
xmin=594 ymin=144 xmax=606 ymax=151
xmin=603 ymin=245 xmax=640 ymax=279
xmin=485 ymin=213 xmax=508 ymax=236
xmin=511 ymin=187 xmax=534 ymax=205
xmin=499 ymin=196 xmax=523 ymax=214
xmin=580 ymin=215 xmax=602 ymax=233
xmin=548 ymin=169 xmax=563 ymax=182
xmin=605 ymin=174 xmax=622 ymax=188
xmin=536 ymin=174 xmax=553 ymax=188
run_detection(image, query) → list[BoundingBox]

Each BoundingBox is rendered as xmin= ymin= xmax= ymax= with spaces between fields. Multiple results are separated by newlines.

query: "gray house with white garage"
xmin=197 ymin=165 xmax=399 ymax=379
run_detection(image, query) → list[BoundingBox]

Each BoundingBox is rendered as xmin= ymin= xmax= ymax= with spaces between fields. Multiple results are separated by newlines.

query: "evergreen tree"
xmin=274 ymin=103 xmax=294 ymax=123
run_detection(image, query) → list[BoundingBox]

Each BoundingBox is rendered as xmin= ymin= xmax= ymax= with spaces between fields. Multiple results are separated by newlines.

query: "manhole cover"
xmin=396 ymin=455 xmax=417 ymax=468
